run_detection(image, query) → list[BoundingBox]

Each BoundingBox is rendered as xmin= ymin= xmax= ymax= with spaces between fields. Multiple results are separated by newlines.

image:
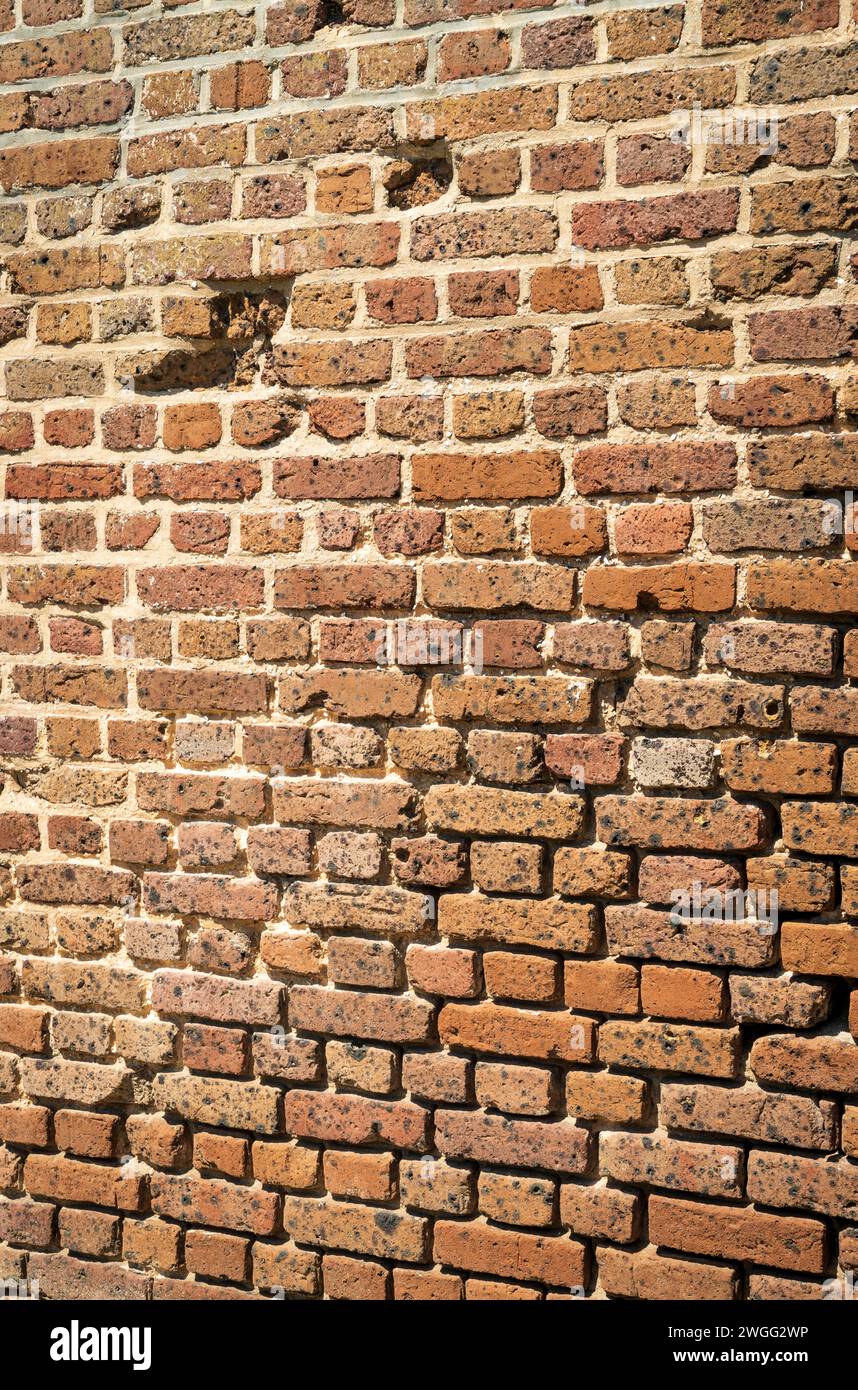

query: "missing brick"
xmin=383 ymin=150 xmax=453 ymax=211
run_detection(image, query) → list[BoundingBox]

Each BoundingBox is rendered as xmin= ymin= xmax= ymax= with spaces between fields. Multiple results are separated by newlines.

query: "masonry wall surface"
xmin=0 ymin=0 xmax=857 ymax=1302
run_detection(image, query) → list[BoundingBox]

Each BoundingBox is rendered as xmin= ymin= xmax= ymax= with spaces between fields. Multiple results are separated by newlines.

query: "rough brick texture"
xmin=0 ymin=0 xmax=857 ymax=1304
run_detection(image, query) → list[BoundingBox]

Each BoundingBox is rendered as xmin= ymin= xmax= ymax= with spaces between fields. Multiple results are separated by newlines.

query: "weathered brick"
xmin=153 ymin=1075 xmax=279 ymax=1135
xmin=143 ymin=873 xmax=278 ymax=923
xmin=257 ymin=108 xmax=394 ymax=162
xmin=21 ymin=1059 xmax=132 ymax=1106
xmin=435 ymin=1219 xmax=585 ymax=1288
xmin=439 ymin=1002 xmax=594 ymax=1063
xmin=414 ymin=451 xmax=559 ymax=502
xmin=597 ymin=796 xmax=767 ymax=852
xmin=605 ymin=907 xmax=775 ymax=969
xmin=661 ymin=1082 xmax=835 ymax=1150
xmin=405 ymin=86 xmax=556 ymax=143
xmin=600 ymin=1131 xmax=743 ymax=1197
xmin=0 ymin=0 xmax=853 ymax=1305
xmin=573 ymin=190 xmax=739 ymax=250
xmin=648 ymin=1195 xmax=826 ymax=1274
xmin=600 ymin=1021 xmax=740 ymax=1078
xmin=749 ymin=991 xmax=844 ymax=1066
xmin=283 ymin=1195 xmax=426 ymax=1262
xmin=569 ymin=322 xmax=733 ymax=374
xmin=570 ymin=67 xmax=735 ymax=123
xmin=599 ymin=1248 xmax=737 ymax=1300
xmin=151 ymin=971 xmax=281 ymax=1027
xmin=751 ymin=1033 xmax=858 ymax=1093
xmin=151 ymin=1174 xmax=277 ymax=1236
xmin=283 ymin=1091 xmax=428 ymax=1152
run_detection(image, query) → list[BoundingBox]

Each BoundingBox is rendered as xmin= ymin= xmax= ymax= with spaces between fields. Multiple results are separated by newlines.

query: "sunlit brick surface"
xmin=0 ymin=0 xmax=857 ymax=1302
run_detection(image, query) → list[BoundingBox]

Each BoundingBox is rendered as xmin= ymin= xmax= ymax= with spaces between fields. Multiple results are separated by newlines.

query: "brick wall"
xmin=0 ymin=0 xmax=856 ymax=1302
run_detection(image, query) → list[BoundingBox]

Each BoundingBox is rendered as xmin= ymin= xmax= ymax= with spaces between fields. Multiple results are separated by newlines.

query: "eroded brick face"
xmin=0 ymin=0 xmax=856 ymax=1305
